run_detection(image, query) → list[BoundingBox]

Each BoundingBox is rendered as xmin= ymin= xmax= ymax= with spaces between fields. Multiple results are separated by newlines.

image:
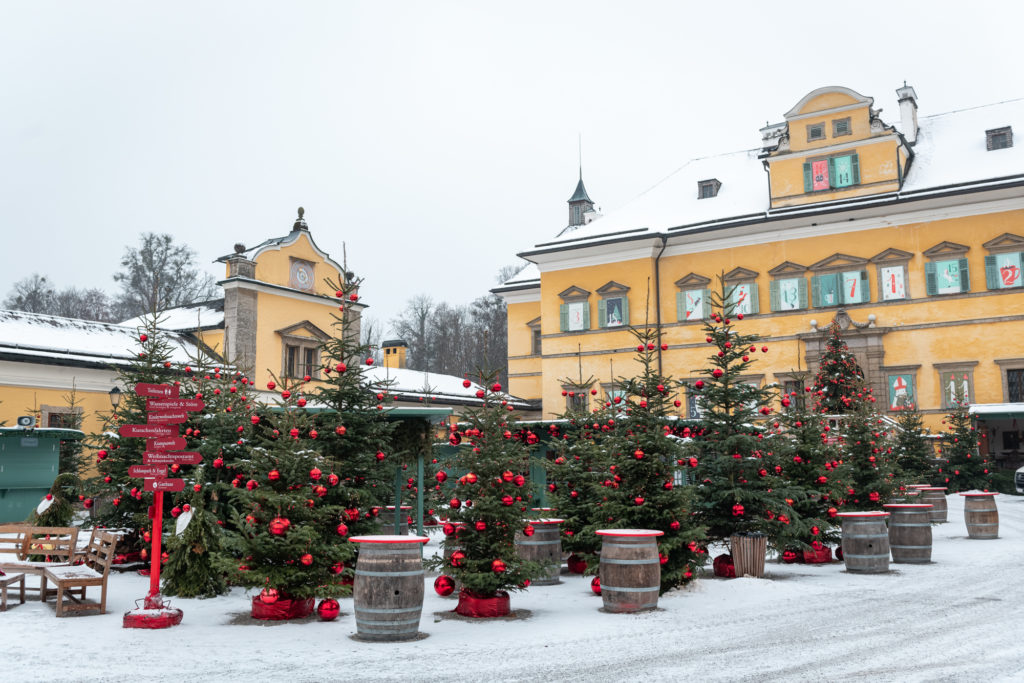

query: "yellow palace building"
xmin=495 ymin=85 xmax=1024 ymax=469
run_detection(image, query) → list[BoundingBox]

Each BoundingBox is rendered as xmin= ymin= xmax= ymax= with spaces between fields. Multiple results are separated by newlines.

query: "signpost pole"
xmin=147 ymin=489 xmax=164 ymax=606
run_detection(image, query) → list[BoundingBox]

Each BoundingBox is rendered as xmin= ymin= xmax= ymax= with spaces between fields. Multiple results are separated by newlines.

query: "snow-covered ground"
xmin=3 ymin=494 xmax=1022 ymax=682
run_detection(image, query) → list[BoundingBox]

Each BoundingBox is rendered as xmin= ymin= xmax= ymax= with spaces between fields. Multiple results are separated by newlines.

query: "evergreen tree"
xmin=892 ymin=401 xmax=938 ymax=484
xmin=596 ymin=327 xmax=705 ymax=591
xmin=430 ymin=370 xmax=544 ymax=608
xmin=833 ymin=391 xmax=898 ymax=511
xmin=940 ymin=397 xmax=992 ymax=492
xmin=29 ymin=473 xmax=79 ymax=527
xmin=688 ymin=279 xmax=802 ymax=553
xmin=812 ymin=322 xmax=864 ymax=414
xmin=161 ymin=469 xmax=227 ymax=598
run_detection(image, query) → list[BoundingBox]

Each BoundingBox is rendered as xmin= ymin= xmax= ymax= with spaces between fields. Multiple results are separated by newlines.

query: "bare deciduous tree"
xmin=113 ymin=233 xmax=218 ymax=319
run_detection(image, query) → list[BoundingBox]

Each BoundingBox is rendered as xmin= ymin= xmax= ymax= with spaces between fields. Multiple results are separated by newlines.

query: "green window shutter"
xmin=851 ymin=154 xmax=860 ymax=184
xmin=797 ymin=278 xmax=809 ymax=309
xmin=676 ymin=291 xmax=685 ymax=321
xmin=621 ymin=298 xmax=630 ymax=325
xmin=559 ymin=304 xmax=569 ymax=332
xmin=748 ymin=283 xmax=760 ymax=314
xmin=582 ymin=304 xmax=591 ymax=329
xmin=924 ymin=262 xmax=937 ymax=296
xmin=828 ymin=157 xmax=837 ymax=188
xmin=769 ymin=280 xmax=780 ymax=312
xmin=702 ymin=289 xmax=712 ymax=319
xmin=803 ymin=163 xmax=812 ymax=192
xmin=811 ymin=275 xmax=822 ymax=308
xmin=859 ymin=270 xmax=870 ymax=302
xmin=958 ymin=257 xmax=970 ymax=292
xmin=597 ymin=299 xmax=607 ymax=328
xmin=985 ymin=255 xmax=999 ymax=290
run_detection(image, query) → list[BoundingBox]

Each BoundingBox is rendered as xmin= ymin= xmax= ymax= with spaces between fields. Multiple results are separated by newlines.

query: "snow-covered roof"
xmin=498 ymin=263 xmax=541 ymax=288
xmin=526 ymin=97 xmax=1024 ymax=252
xmin=365 ymin=366 xmax=531 ymax=407
xmin=118 ymin=300 xmax=224 ymax=332
xmin=0 ymin=309 xmax=201 ymax=367
xmin=969 ymin=403 xmax=1024 ymax=416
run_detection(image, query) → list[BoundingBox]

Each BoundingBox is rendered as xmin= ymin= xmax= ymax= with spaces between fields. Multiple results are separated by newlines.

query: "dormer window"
xmin=987 ymin=126 xmax=1013 ymax=150
xmin=807 ymin=123 xmax=826 ymax=141
xmin=698 ymin=179 xmax=721 ymax=199
xmin=832 ymin=117 xmax=851 ymax=137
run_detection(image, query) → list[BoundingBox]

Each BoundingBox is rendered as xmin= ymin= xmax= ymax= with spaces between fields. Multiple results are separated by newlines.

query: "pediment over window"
xmin=723 ymin=267 xmax=759 ymax=282
xmin=981 ymin=233 xmax=1024 ymax=254
xmin=922 ymin=241 xmax=969 ymax=258
xmin=767 ymin=261 xmax=808 ymax=277
xmin=870 ymin=247 xmax=914 ymax=264
xmin=275 ymin=320 xmax=331 ymax=341
xmin=596 ymin=280 xmax=631 ymax=296
xmin=558 ymin=285 xmax=591 ymax=301
xmin=526 ymin=316 xmax=541 ymax=328
xmin=674 ymin=272 xmax=711 ymax=288
xmin=809 ymin=253 xmax=869 ymax=272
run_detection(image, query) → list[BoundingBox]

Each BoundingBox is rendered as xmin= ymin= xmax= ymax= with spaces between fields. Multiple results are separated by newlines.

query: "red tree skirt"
xmin=251 ymin=596 xmax=315 ymax=620
xmin=454 ymin=589 xmax=510 ymax=618
xmin=803 ymin=546 xmax=832 ymax=564
xmin=123 ymin=608 xmax=184 ymax=629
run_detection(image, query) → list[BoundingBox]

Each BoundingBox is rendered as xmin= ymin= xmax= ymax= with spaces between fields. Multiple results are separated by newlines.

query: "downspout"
xmin=653 ymin=235 xmax=668 ymax=375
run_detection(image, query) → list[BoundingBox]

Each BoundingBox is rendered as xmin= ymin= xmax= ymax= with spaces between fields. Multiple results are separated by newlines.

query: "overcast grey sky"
xmin=2 ymin=1 xmax=1020 ymax=334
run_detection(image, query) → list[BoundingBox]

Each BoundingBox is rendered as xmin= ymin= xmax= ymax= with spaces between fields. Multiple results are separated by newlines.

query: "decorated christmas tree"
xmin=812 ymin=322 xmax=864 ymax=414
xmin=161 ymin=468 xmax=227 ymax=598
xmin=430 ymin=371 xmax=544 ymax=616
xmin=29 ymin=473 xmax=79 ymax=527
xmin=770 ymin=378 xmax=843 ymax=556
xmin=595 ymin=327 xmax=706 ymax=591
xmin=832 ymin=390 xmax=898 ymax=511
xmin=87 ymin=314 xmax=184 ymax=549
xmin=892 ymin=401 xmax=938 ymax=485
xmin=940 ymin=397 xmax=991 ymax=492
xmin=688 ymin=279 xmax=802 ymax=556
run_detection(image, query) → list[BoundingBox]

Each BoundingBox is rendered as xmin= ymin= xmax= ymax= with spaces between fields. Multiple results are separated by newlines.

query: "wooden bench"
xmin=1 ymin=571 xmax=26 ymax=611
xmin=0 ymin=525 xmax=78 ymax=601
xmin=45 ymin=531 xmax=118 ymax=617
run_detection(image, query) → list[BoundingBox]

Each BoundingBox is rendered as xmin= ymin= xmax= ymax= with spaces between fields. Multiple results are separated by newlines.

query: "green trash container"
xmin=0 ymin=426 xmax=84 ymax=522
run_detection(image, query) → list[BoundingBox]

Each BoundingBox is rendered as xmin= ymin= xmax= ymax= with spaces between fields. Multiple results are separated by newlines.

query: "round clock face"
xmin=291 ymin=262 xmax=313 ymax=290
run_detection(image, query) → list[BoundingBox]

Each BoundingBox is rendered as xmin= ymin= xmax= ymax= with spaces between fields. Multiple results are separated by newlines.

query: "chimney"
xmin=381 ymin=339 xmax=408 ymax=369
xmin=896 ymin=83 xmax=919 ymax=145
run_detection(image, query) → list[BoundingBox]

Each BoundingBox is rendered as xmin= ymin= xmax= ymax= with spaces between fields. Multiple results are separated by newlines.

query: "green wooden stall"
xmin=0 ymin=427 xmax=84 ymax=523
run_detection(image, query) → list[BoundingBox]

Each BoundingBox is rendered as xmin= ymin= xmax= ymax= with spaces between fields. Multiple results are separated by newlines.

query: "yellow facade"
xmin=497 ymin=85 xmax=1024 ymax=465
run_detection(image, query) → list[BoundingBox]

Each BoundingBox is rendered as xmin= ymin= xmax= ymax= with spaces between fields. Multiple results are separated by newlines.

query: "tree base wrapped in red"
xmin=566 ymin=554 xmax=588 ymax=574
xmin=454 ymin=589 xmax=510 ymax=618
xmin=803 ymin=546 xmax=832 ymax=564
xmin=251 ymin=595 xmax=315 ymax=620
xmin=713 ymin=553 xmax=736 ymax=578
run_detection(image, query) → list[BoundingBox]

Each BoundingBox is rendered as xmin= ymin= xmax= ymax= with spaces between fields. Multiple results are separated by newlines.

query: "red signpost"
xmin=122 ymin=382 xmax=201 ymax=630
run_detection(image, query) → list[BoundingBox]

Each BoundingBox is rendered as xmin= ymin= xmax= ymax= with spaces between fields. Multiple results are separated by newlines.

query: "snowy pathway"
xmin=2 ymin=494 xmax=1022 ymax=682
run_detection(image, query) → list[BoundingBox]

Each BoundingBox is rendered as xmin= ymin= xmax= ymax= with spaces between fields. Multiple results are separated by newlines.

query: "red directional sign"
xmin=147 ymin=411 xmax=188 ymax=424
xmin=129 ymin=465 xmax=167 ymax=478
xmin=146 ymin=398 xmax=204 ymax=411
xmin=144 ymin=478 xmax=186 ymax=492
xmin=135 ymin=383 xmax=180 ymax=399
xmin=147 ymin=436 xmax=187 ymax=451
xmin=120 ymin=424 xmax=177 ymax=438
xmin=143 ymin=451 xmax=202 ymax=465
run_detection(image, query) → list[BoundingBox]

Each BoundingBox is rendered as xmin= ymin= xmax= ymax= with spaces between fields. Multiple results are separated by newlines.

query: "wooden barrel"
xmin=515 ymin=518 xmax=563 ymax=585
xmin=838 ymin=512 xmax=890 ymax=573
xmin=350 ymin=535 xmax=428 ymax=641
xmin=883 ymin=504 xmax=933 ymax=563
xmin=919 ymin=488 xmax=948 ymax=523
xmin=960 ymin=493 xmax=999 ymax=539
xmin=596 ymin=529 xmax=662 ymax=613
xmin=380 ymin=506 xmax=411 ymax=535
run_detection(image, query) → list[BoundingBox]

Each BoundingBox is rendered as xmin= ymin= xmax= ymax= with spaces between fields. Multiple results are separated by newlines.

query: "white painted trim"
xmin=498 ymin=289 xmax=541 ymax=304
xmin=784 ymin=86 xmax=872 ymax=119
xmin=531 ymin=242 xmax=662 ymax=273
xmin=662 ymin=195 xmax=1024 ymax=258
xmin=220 ymin=279 xmax=347 ymax=308
xmin=787 ymin=101 xmax=872 ymax=122
xmin=0 ymin=361 xmax=118 ymax=392
xmin=251 ymin=231 xmax=346 ymax=275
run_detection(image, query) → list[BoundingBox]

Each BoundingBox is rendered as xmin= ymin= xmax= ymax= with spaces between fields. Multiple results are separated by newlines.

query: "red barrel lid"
xmin=919 ymin=487 xmax=948 ymax=491
xmin=883 ymin=504 xmax=933 ymax=509
xmin=527 ymin=518 xmax=564 ymax=525
xmin=596 ymin=528 xmax=664 ymax=537
xmin=905 ymin=484 xmax=931 ymax=489
xmin=384 ymin=506 xmax=413 ymax=510
xmin=530 ymin=507 xmax=555 ymax=512
xmin=349 ymin=535 xmax=429 ymax=544
xmin=959 ymin=492 xmax=999 ymax=497
xmin=836 ymin=511 xmax=890 ymax=518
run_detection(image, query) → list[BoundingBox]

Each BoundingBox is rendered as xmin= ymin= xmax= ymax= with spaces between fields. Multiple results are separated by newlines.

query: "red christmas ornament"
xmin=449 ymin=550 xmax=466 ymax=567
xmin=567 ymin=554 xmax=587 ymax=574
xmin=269 ymin=517 xmax=291 ymax=535
xmin=300 ymin=554 xmax=314 ymax=566
xmin=327 ymin=473 xmax=339 ymax=486
xmin=259 ymin=588 xmax=279 ymax=604
xmin=732 ymin=503 xmax=745 ymax=516
xmin=590 ymin=576 xmax=602 ymax=595
xmin=523 ymin=524 xmax=535 ymax=537
xmin=434 ymin=575 xmax=455 ymax=596
xmin=501 ymin=495 xmax=514 ymax=506
xmin=634 ymin=496 xmax=645 ymax=506
xmin=435 ymin=470 xmax=448 ymax=483
xmin=442 ymin=523 xmax=456 ymax=536
xmin=491 ymin=559 xmax=507 ymax=573
xmin=336 ymin=523 xmax=349 ymax=536
xmin=267 ymin=381 xmax=275 ymax=390
xmin=475 ymin=521 xmax=487 ymax=531
xmin=310 ymin=467 xmax=322 ymax=481
xmin=462 ymin=379 xmax=471 ymax=388
xmin=268 ymin=469 xmax=280 ymax=481
xmin=366 ymin=357 xmax=374 ymax=365
xmin=317 ymin=598 xmax=340 ymax=621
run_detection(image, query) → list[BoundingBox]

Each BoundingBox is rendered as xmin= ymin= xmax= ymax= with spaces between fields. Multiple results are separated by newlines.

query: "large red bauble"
xmin=591 ymin=577 xmax=602 ymax=595
xmin=502 ymin=470 xmax=514 ymax=482
xmin=474 ymin=521 xmax=487 ymax=531
xmin=523 ymin=525 xmax=535 ymax=537
xmin=491 ymin=559 xmax=507 ymax=573
xmin=442 ymin=522 xmax=456 ymax=536
xmin=634 ymin=497 xmax=645 ymax=506
xmin=300 ymin=554 xmax=314 ymax=566
xmin=670 ymin=520 xmax=681 ymax=530
xmin=464 ymin=472 xmax=477 ymax=484
xmin=336 ymin=523 xmax=349 ymax=536
xmin=435 ymin=470 xmax=448 ymax=483
xmin=567 ymin=554 xmax=587 ymax=574
xmin=317 ymin=598 xmax=340 ymax=621
xmin=259 ymin=587 xmax=279 ymax=604
xmin=449 ymin=497 xmax=461 ymax=509
xmin=281 ymin=390 xmax=291 ymax=400
xmin=310 ymin=467 xmax=322 ymax=481
xmin=434 ymin=575 xmax=455 ymax=596
xmin=501 ymin=495 xmax=514 ymax=506
xmin=449 ymin=551 xmax=466 ymax=567
xmin=267 ymin=381 xmax=275 ymax=390
xmin=269 ymin=517 xmax=290 ymax=535
xmin=462 ymin=379 xmax=471 ymax=388
xmin=268 ymin=469 xmax=280 ymax=481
